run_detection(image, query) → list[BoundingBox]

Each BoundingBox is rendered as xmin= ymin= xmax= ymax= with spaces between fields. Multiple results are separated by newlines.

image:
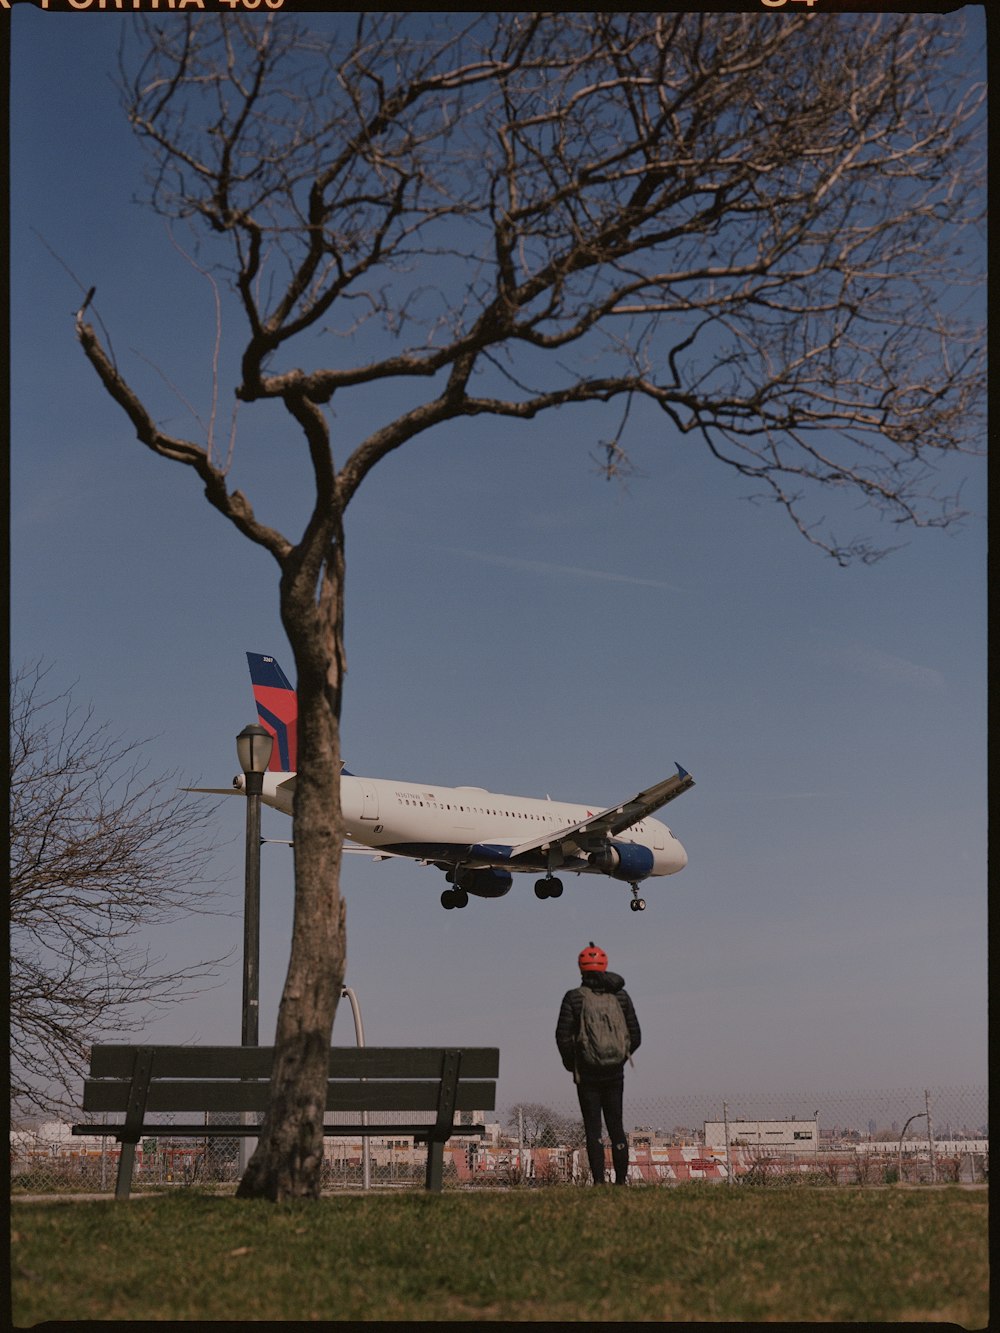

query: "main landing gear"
xmin=442 ymin=874 xmax=644 ymax=909
xmin=534 ymin=876 xmax=563 ymax=900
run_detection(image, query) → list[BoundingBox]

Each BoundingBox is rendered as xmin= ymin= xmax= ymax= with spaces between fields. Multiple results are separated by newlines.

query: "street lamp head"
xmin=237 ymin=723 xmax=274 ymax=776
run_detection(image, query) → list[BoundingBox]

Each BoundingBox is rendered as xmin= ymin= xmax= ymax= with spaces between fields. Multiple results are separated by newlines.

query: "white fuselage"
xmin=236 ymin=770 xmax=688 ymax=879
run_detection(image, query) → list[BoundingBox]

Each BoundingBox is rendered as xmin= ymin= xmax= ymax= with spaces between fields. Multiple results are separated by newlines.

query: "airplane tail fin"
xmin=247 ymin=652 xmax=298 ymax=772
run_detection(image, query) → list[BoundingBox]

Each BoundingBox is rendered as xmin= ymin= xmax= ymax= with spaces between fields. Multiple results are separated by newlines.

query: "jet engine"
xmin=452 ymin=867 xmax=514 ymax=898
xmin=440 ymin=865 xmax=513 ymax=910
xmin=587 ymin=840 xmax=655 ymax=882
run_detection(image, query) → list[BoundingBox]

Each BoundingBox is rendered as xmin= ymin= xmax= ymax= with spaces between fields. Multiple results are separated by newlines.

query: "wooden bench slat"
xmin=82 ymin=1079 xmax=497 ymax=1115
xmin=73 ymin=1122 xmax=487 ymax=1140
xmin=87 ymin=1045 xmax=499 ymax=1080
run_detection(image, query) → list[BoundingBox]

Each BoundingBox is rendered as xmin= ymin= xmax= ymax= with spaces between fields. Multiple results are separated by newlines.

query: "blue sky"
xmin=10 ymin=9 xmax=987 ymax=1121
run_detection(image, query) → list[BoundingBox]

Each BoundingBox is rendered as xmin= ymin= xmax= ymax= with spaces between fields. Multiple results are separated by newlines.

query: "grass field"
xmin=10 ymin=1185 xmax=988 ymax=1325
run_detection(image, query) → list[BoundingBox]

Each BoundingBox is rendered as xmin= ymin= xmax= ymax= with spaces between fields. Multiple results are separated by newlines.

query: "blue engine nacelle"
xmin=454 ymin=867 xmax=514 ymax=898
xmin=588 ymin=840 xmax=655 ymax=882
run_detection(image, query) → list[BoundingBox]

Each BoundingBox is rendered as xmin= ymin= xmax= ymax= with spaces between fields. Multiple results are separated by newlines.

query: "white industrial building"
xmin=704 ymin=1117 xmax=818 ymax=1150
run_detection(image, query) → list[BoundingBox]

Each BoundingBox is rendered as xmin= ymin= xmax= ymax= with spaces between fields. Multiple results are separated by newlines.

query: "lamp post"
xmin=237 ymin=724 xmax=272 ymax=1175
xmin=341 ymin=986 xmax=371 ymax=1190
xmin=237 ymin=724 xmax=272 ymax=1049
xmin=896 ymin=1111 xmax=927 ymax=1186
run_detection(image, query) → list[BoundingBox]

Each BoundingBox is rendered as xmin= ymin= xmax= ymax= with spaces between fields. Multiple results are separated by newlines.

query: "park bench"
xmin=71 ymin=1044 xmax=499 ymax=1198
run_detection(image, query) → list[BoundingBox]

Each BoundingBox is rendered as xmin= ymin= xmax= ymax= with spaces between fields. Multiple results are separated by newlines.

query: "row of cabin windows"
xmin=394 ymin=793 xmax=650 ymax=834
xmin=397 ymin=796 xmax=563 ymax=821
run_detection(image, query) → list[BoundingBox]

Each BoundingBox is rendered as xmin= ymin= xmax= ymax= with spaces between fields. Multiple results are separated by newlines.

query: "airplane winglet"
xmin=676 ymin=763 xmax=691 ymax=781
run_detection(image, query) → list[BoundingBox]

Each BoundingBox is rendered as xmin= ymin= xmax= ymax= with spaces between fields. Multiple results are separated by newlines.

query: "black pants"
xmin=576 ymin=1075 xmax=629 ymax=1184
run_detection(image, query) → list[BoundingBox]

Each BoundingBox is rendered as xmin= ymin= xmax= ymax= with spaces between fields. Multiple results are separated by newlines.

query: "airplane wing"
xmin=256 ymin=840 xmax=420 ymax=863
xmin=508 ymin=764 xmax=695 ymax=861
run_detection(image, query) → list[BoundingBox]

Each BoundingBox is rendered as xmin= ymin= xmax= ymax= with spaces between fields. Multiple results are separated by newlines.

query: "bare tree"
xmin=507 ymin=1102 xmax=585 ymax=1150
xmin=9 ymin=661 xmax=231 ymax=1120
xmin=74 ymin=12 xmax=984 ymax=1198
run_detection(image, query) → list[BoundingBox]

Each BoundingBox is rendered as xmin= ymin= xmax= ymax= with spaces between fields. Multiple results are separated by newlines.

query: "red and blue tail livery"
xmin=247 ymin=652 xmax=298 ymax=772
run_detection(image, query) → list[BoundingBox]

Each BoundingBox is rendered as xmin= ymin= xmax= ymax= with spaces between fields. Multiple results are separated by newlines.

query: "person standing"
xmin=556 ymin=942 xmax=641 ymax=1185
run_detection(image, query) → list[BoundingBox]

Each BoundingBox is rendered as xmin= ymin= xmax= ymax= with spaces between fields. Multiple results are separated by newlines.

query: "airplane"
xmin=198 ymin=653 xmax=694 ymax=912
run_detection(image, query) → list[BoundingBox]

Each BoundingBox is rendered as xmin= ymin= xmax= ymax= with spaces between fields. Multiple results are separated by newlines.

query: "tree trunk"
xmin=236 ymin=537 xmax=347 ymax=1201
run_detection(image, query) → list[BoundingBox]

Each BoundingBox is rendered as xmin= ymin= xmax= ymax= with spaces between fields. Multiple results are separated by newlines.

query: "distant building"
xmin=704 ymin=1117 xmax=818 ymax=1150
xmin=631 ymin=1125 xmax=702 ymax=1148
xmin=456 ymin=1110 xmax=502 ymax=1146
xmin=856 ymin=1138 xmax=987 ymax=1155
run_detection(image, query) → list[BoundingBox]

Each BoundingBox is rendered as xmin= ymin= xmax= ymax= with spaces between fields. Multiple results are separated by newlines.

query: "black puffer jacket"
xmin=555 ymin=970 xmax=641 ymax=1083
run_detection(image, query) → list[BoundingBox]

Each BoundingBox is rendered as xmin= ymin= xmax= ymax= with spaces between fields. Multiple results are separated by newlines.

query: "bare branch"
xmin=107 ymin=11 xmax=983 ymax=559
xmin=75 ymin=312 xmax=291 ymax=563
xmin=9 ymin=661 xmax=235 ymax=1118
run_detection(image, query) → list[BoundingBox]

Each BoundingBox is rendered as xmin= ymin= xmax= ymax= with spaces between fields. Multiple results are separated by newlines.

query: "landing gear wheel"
xmin=453 ymin=888 xmax=469 ymax=909
xmin=441 ymin=888 xmax=456 ymax=909
xmin=535 ymin=877 xmax=564 ymax=900
xmin=628 ymin=883 xmax=646 ymax=912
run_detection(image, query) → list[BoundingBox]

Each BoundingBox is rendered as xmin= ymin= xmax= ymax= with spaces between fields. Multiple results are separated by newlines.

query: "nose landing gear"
xmin=629 ymin=883 xmax=646 ymax=912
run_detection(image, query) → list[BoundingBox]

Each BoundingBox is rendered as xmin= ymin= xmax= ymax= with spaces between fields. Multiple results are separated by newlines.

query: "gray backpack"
xmin=576 ymin=988 xmax=630 ymax=1070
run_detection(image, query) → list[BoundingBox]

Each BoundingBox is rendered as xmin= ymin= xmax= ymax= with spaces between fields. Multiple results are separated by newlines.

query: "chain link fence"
xmin=11 ymin=1085 xmax=986 ymax=1194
